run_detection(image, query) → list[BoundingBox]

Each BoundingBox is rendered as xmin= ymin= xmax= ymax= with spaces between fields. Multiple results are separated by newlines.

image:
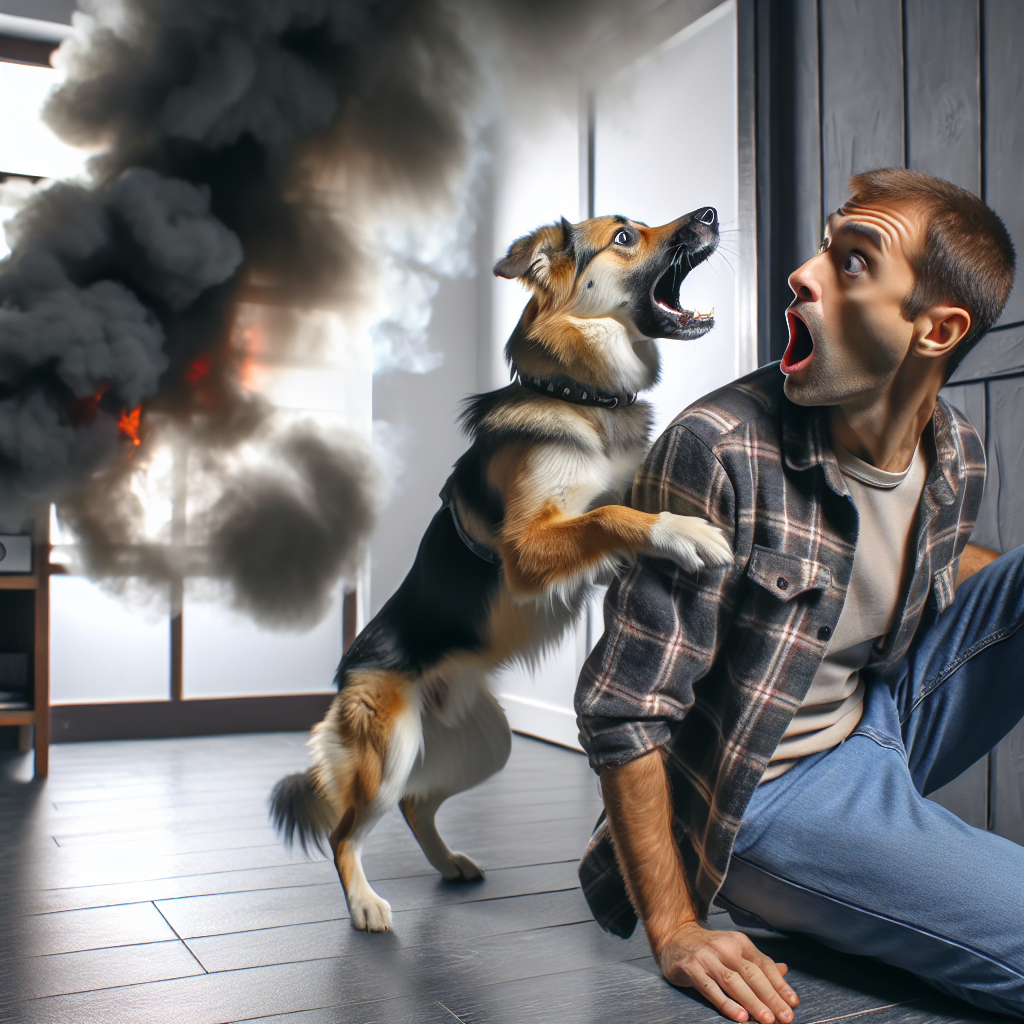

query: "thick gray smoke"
xmin=0 ymin=0 xmax=637 ymax=627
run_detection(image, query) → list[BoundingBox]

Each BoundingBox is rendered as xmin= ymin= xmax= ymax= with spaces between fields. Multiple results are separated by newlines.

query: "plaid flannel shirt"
xmin=574 ymin=364 xmax=986 ymax=937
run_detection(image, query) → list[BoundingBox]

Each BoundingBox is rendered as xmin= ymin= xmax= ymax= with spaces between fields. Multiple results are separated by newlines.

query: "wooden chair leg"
xmin=17 ymin=723 xmax=32 ymax=754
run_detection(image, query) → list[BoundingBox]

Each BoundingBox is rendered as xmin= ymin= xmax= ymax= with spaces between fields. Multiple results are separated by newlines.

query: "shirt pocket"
xmin=931 ymin=562 xmax=957 ymax=613
xmin=746 ymin=545 xmax=832 ymax=601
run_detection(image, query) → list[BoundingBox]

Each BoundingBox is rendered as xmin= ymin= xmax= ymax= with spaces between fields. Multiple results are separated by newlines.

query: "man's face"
xmin=781 ymin=202 xmax=925 ymax=407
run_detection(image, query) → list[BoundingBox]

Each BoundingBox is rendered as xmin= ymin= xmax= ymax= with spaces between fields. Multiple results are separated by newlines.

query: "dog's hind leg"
xmin=310 ymin=670 xmax=422 ymax=932
xmin=399 ymin=791 xmax=483 ymax=882
xmin=329 ymin=817 xmax=391 ymax=932
xmin=400 ymin=678 xmax=511 ymax=882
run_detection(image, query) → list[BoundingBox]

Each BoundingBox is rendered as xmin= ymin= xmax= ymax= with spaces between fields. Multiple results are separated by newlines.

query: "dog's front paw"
xmin=648 ymin=512 xmax=732 ymax=571
xmin=349 ymin=892 xmax=393 ymax=932
xmin=440 ymin=851 xmax=484 ymax=883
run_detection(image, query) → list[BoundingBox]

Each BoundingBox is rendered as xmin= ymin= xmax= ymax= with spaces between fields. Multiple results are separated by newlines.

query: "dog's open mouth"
xmin=782 ymin=310 xmax=815 ymax=373
xmin=650 ymin=245 xmax=715 ymax=329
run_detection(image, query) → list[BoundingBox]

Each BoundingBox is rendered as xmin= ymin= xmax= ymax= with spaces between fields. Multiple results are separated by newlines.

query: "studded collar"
xmin=515 ymin=370 xmax=637 ymax=410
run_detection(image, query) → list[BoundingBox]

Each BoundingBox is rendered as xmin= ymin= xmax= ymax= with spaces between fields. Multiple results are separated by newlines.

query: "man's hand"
xmin=655 ymin=920 xmax=798 ymax=1024
xmin=600 ymin=751 xmax=801 ymax=1023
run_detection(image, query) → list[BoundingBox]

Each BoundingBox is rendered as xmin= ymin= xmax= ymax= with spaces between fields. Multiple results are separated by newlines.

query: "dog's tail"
xmin=269 ymin=770 xmax=336 ymax=857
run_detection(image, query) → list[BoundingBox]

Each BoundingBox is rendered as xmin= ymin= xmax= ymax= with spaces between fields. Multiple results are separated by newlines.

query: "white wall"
xmin=486 ymin=104 xmax=585 ymax=388
xmin=594 ymin=0 xmax=746 ymax=440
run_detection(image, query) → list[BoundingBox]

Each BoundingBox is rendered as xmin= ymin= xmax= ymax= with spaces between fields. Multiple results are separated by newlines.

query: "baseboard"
xmin=498 ymin=693 xmax=584 ymax=753
xmin=49 ymin=693 xmax=335 ymax=743
xmin=48 ymin=690 xmax=584 ymax=750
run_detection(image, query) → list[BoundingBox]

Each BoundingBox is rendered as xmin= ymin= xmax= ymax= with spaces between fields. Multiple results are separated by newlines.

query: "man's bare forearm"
xmin=599 ymin=749 xmax=695 ymax=954
xmin=600 ymin=749 xmax=798 ymax=1024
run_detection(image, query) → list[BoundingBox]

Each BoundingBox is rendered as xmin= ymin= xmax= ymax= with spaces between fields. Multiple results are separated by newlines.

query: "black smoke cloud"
xmin=0 ymin=0 xmax=635 ymax=627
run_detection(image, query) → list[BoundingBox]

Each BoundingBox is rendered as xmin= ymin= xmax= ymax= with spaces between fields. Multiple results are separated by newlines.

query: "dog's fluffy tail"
xmin=269 ymin=770 xmax=336 ymax=857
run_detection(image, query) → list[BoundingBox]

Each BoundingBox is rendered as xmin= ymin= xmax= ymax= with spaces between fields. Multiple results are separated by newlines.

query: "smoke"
xmin=201 ymin=426 xmax=378 ymax=626
xmin=0 ymin=0 xmax=639 ymax=627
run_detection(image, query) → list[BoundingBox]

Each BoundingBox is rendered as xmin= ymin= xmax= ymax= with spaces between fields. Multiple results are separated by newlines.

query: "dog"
xmin=270 ymin=207 xmax=732 ymax=932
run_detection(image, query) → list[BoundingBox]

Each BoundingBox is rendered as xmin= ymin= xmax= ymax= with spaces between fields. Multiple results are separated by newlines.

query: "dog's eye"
xmin=613 ymin=230 xmax=631 ymax=246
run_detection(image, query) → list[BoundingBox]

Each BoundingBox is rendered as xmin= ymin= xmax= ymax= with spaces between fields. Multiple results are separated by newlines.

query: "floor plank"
xmin=15 ymin=903 xmax=176 ymax=958
xmin=0 ymin=732 xmax=1008 ymax=1024
xmin=155 ymin=860 xmax=581 ymax=937
xmin=1 ymin=940 xmax=205 ymax=1003
xmin=184 ymin=889 xmax=595 ymax=972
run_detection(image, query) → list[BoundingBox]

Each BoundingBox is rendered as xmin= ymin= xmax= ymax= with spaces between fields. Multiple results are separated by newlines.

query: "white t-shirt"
xmin=761 ymin=438 xmax=928 ymax=782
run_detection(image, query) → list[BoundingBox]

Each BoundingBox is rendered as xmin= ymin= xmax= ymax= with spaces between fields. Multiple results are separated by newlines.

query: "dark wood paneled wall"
xmin=904 ymin=0 xmax=981 ymax=192
xmin=819 ymin=0 xmax=905 ymax=219
xmin=756 ymin=0 xmax=1024 ymax=843
xmin=985 ymin=0 xmax=1024 ymax=328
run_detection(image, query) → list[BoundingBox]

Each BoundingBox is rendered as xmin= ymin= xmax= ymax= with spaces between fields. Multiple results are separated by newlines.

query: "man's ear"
xmin=915 ymin=305 xmax=972 ymax=361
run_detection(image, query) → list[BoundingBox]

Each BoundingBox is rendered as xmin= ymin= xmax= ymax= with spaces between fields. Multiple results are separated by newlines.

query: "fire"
xmin=69 ymin=386 xmax=109 ymax=425
xmin=118 ymin=407 xmax=142 ymax=446
xmin=186 ymin=355 xmax=213 ymax=384
xmin=237 ymin=320 xmax=267 ymax=392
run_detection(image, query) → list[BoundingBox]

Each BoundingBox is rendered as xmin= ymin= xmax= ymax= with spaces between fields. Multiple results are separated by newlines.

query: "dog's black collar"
xmin=515 ymin=371 xmax=636 ymax=410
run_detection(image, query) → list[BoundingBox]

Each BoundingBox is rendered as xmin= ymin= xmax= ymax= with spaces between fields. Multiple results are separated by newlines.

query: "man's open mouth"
xmin=650 ymin=243 xmax=715 ymax=330
xmin=782 ymin=310 xmax=814 ymax=373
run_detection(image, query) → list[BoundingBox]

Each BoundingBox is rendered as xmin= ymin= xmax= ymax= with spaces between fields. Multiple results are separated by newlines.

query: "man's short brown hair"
xmin=847 ymin=167 xmax=1016 ymax=378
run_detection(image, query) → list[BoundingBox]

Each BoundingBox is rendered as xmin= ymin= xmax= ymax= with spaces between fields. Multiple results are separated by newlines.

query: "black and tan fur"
xmin=270 ymin=209 xmax=732 ymax=931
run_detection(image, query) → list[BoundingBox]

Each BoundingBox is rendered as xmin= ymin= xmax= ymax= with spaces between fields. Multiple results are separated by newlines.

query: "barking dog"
xmin=270 ymin=208 xmax=732 ymax=931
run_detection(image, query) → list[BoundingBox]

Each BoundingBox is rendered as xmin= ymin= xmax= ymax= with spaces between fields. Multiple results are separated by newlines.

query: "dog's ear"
xmin=493 ymin=218 xmax=575 ymax=281
xmin=493 ymin=234 xmax=537 ymax=280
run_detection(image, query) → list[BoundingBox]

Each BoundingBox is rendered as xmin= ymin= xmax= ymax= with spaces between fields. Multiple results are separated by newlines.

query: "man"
xmin=575 ymin=168 xmax=1021 ymax=1023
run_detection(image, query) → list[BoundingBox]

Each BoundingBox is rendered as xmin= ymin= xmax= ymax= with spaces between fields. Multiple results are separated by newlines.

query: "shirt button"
xmin=818 ymin=625 xmax=832 ymax=641
xmin=776 ymin=576 xmax=789 ymax=590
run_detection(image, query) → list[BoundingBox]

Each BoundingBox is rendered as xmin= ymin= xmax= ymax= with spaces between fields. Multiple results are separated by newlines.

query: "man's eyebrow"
xmin=836 ymin=220 xmax=885 ymax=250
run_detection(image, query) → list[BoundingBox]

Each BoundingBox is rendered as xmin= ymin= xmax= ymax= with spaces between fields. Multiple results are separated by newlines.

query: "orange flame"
xmin=118 ymin=407 xmax=142 ymax=446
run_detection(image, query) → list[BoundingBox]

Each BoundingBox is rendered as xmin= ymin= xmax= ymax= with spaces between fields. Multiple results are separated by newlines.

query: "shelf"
xmin=0 ymin=573 xmax=39 ymax=590
xmin=0 ymin=516 xmax=51 ymax=777
xmin=0 ymin=709 xmax=35 ymax=726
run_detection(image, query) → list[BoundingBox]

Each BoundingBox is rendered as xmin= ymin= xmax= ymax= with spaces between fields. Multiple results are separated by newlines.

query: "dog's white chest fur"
xmin=518 ymin=405 xmax=651 ymax=519
xmin=572 ymin=448 xmax=645 ymax=515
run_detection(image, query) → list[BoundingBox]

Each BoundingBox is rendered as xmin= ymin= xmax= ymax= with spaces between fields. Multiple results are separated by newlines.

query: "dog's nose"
xmin=697 ymin=207 xmax=717 ymax=226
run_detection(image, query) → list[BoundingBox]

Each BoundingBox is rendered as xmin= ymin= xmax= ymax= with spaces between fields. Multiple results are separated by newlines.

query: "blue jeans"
xmin=717 ymin=546 xmax=1024 ymax=1019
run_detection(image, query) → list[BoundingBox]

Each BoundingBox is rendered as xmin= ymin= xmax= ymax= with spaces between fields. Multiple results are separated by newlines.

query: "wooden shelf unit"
xmin=0 ymin=514 xmax=50 ymax=777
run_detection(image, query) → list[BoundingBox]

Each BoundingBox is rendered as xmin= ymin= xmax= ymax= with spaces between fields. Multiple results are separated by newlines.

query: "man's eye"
xmin=613 ymin=230 xmax=631 ymax=245
xmin=818 ymin=237 xmax=831 ymax=254
xmin=842 ymin=252 xmax=867 ymax=275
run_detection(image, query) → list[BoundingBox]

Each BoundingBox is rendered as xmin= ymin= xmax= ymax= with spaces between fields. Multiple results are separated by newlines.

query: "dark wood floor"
xmin=0 ymin=731 xmax=1010 ymax=1023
